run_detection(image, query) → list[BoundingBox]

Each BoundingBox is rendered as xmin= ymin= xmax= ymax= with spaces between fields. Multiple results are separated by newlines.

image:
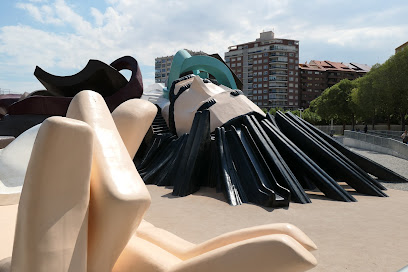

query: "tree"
xmin=386 ymin=47 xmax=408 ymax=130
xmin=310 ymin=79 xmax=356 ymax=130
xmin=352 ymin=64 xmax=382 ymax=129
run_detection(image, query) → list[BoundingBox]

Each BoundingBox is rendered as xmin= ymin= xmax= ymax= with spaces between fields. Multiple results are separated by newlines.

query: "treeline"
xmin=303 ymin=46 xmax=408 ymax=130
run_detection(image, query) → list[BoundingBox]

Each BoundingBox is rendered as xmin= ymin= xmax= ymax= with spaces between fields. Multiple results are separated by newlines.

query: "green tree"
xmin=310 ymin=79 xmax=356 ymax=130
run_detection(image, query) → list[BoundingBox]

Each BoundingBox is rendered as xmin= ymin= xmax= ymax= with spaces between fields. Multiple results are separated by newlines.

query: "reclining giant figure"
xmin=0 ymin=91 xmax=317 ymax=272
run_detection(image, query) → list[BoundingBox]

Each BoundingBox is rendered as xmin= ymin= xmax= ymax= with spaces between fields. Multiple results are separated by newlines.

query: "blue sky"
xmin=0 ymin=0 xmax=407 ymax=94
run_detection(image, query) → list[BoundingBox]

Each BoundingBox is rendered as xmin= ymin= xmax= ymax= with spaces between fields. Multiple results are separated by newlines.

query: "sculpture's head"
xmin=162 ymin=75 xmax=265 ymax=136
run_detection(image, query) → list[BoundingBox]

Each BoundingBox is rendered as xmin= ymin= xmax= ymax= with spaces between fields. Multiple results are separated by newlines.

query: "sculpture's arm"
xmin=113 ymin=233 xmax=317 ymax=272
xmin=169 ymin=234 xmax=317 ymax=272
xmin=136 ymin=221 xmax=316 ymax=260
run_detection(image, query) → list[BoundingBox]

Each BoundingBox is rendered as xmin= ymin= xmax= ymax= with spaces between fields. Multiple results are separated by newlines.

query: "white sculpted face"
xmin=171 ymin=76 xmax=265 ymax=136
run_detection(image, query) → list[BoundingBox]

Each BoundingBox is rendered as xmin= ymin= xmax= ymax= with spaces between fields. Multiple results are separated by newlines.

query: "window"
xmin=254 ymin=55 xmax=258 ymax=58
xmin=289 ymin=65 xmax=294 ymax=69
xmin=289 ymin=71 xmax=294 ymax=75
xmin=314 ymin=71 xmax=320 ymax=74
xmin=237 ymin=63 xmax=241 ymax=66
xmin=289 ymin=77 xmax=294 ymax=81
xmin=258 ymin=96 xmax=262 ymax=100
xmin=289 ymin=59 xmax=294 ymax=63
xmin=264 ymin=77 xmax=268 ymax=81
xmin=289 ymin=96 xmax=293 ymax=99
xmin=237 ymin=57 xmax=241 ymax=61
xmin=263 ymin=53 xmax=268 ymax=56
xmin=254 ymin=90 xmax=258 ymax=94
xmin=232 ymin=63 xmax=236 ymax=67
xmin=264 ymin=65 xmax=268 ymax=69
xmin=263 ymin=59 xmax=268 ymax=63
xmin=254 ymin=60 xmax=258 ymax=64
xmin=289 ymin=83 xmax=294 ymax=87
xmin=258 ymin=72 xmax=262 ymax=76
xmin=295 ymin=84 xmax=298 ymax=87
xmin=263 ymin=95 xmax=267 ymax=99
xmin=263 ymin=89 xmax=268 ymax=93
xmin=289 ymin=102 xmax=294 ymax=105
xmin=264 ymin=84 xmax=268 ymax=87
xmin=254 ymin=78 xmax=258 ymax=82
xmin=289 ymin=89 xmax=294 ymax=93
xmin=263 ymin=71 xmax=268 ymax=75
xmin=289 ymin=53 xmax=294 ymax=57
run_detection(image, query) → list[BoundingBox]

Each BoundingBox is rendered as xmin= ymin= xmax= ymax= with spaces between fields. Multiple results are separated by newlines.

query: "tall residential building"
xmin=225 ymin=31 xmax=300 ymax=109
xmin=155 ymin=49 xmax=207 ymax=86
xmin=298 ymin=60 xmax=370 ymax=109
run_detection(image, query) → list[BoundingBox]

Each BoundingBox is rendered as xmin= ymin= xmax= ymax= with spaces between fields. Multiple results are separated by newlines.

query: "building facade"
xmin=155 ymin=49 xmax=207 ymax=86
xmin=298 ymin=61 xmax=370 ymax=109
xmin=224 ymin=31 xmax=300 ymax=109
xmin=395 ymin=41 xmax=408 ymax=53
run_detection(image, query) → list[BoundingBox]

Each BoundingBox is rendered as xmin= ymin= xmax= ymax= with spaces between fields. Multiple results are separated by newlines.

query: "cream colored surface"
xmin=114 ymin=233 xmax=316 ymax=272
xmin=66 ymin=91 xmax=151 ymax=272
xmin=136 ymin=220 xmax=316 ymax=260
xmin=112 ymin=99 xmax=157 ymax=158
xmin=173 ymin=76 xmax=264 ymax=136
xmin=10 ymin=117 xmax=93 ymax=272
xmin=0 ymin=124 xmax=40 ymax=206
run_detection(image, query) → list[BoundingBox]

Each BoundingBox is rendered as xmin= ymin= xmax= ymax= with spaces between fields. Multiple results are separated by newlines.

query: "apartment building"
xmin=155 ymin=49 xmax=207 ymax=86
xmin=395 ymin=41 xmax=408 ymax=53
xmin=225 ymin=31 xmax=300 ymax=109
xmin=299 ymin=60 xmax=370 ymax=108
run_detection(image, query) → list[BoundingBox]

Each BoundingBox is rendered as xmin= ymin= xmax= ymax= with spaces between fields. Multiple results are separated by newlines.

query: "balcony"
xmin=269 ymin=65 xmax=288 ymax=70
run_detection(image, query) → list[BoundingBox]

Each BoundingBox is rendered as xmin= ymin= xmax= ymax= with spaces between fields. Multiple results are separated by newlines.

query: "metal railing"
xmin=342 ymin=130 xmax=408 ymax=160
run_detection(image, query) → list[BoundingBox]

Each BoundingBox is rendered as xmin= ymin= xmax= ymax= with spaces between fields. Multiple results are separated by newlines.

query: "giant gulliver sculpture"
xmin=0 ymin=91 xmax=317 ymax=272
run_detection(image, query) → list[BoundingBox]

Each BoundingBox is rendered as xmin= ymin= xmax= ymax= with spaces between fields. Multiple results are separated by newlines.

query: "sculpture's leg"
xmin=137 ymin=221 xmax=316 ymax=260
xmin=66 ymin=91 xmax=151 ymax=272
xmin=111 ymin=98 xmax=157 ymax=159
xmin=10 ymin=117 xmax=93 ymax=272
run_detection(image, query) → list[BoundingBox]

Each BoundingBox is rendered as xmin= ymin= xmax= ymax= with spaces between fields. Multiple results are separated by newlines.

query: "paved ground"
xmin=350 ymin=147 xmax=408 ymax=191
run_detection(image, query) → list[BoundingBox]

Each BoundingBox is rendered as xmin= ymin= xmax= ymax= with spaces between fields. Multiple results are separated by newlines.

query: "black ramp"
xmin=261 ymin=119 xmax=356 ymax=202
xmin=237 ymin=125 xmax=291 ymax=207
xmin=285 ymin=112 xmax=386 ymax=191
xmin=172 ymin=110 xmax=211 ymax=197
xmin=243 ymin=115 xmax=311 ymax=203
xmin=215 ymin=127 xmax=247 ymax=205
xmin=275 ymin=111 xmax=387 ymax=197
xmin=290 ymin=113 xmax=408 ymax=183
xmin=227 ymin=126 xmax=290 ymax=207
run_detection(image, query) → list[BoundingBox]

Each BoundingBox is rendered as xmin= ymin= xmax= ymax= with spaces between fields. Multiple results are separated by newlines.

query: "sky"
xmin=0 ymin=0 xmax=407 ymax=94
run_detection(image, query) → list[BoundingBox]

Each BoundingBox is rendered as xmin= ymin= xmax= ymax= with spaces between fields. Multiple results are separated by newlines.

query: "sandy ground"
xmin=0 ymin=147 xmax=407 ymax=271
